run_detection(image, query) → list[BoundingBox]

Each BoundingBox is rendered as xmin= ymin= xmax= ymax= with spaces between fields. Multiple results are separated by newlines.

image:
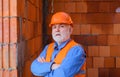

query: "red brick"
xmin=65 ymin=2 xmax=76 ymax=13
xmin=104 ymin=57 xmax=115 ymax=68
xmin=22 ymin=21 xmax=26 ymax=39
xmin=0 ymin=0 xmax=2 ymax=16
xmin=108 ymin=35 xmax=120 ymax=45
xmin=10 ymin=44 xmax=17 ymax=69
xmin=85 ymin=35 xmax=97 ymax=45
xmin=36 ymin=0 xmax=40 ymax=8
xmin=113 ymin=24 xmax=120 ymax=34
xmin=0 ymin=18 xmax=2 ymax=43
xmin=3 ymin=18 xmax=10 ymax=43
xmin=34 ymin=37 xmax=42 ymax=52
xmin=99 ymin=46 xmax=110 ymax=57
xmin=73 ymin=35 xmax=84 ymax=45
xmin=110 ymin=2 xmax=120 ymax=12
xmin=86 ymin=57 xmax=93 ymax=68
xmin=0 ymin=70 xmax=3 ymax=77
xmin=10 ymin=18 xmax=17 ymax=43
xmin=0 ymin=46 xmax=2 ymax=69
xmin=3 ymin=0 xmax=9 ymax=16
xmin=29 ymin=0 xmax=37 ymax=5
xmin=114 ymin=14 xmax=120 ymax=24
xmin=22 ymin=61 xmax=32 ymax=77
xmin=10 ymin=0 xmax=17 ymax=16
xmin=80 ymin=24 xmax=91 ymax=35
xmin=72 ymin=24 xmax=80 ymax=35
xmin=101 ymin=13 xmax=114 ymax=23
xmin=30 ymin=53 xmax=38 ymax=61
xmin=110 ymin=46 xmax=120 ymax=57
xmin=109 ymin=68 xmax=120 ymax=77
xmin=22 ymin=21 xmax=34 ymax=40
xmin=27 ymin=21 xmax=34 ymax=38
xmin=102 ymin=13 xmax=114 ymax=24
xmin=99 ymin=2 xmax=110 ymax=12
xmin=87 ymin=68 xmax=98 ymax=77
xmin=97 ymin=35 xmax=107 ymax=45
xmin=86 ymin=13 xmax=114 ymax=24
xmin=36 ymin=8 xmax=40 ymax=22
xmin=34 ymin=23 xmax=42 ymax=36
xmin=10 ymin=69 xmax=17 ymax=77
xmin=91 ymin=24 xmax=102 ymax=35
xmin=88 ymin=46 xmax=99 ymax=57
xmin=76 ymin=2 xmax=87 ymax=13
xmin=93 ymin=57 xmax=104 ymax=68
xmin=74 ymin=35 xmax=97 ymax=45
xmin=102 ymin=24 xmax=113 ymax=34
xmin=80 ymin=14 xmax=87 ymax=24
xmin=3 ymin=45 xmax=9 ymax=69
xmin=28 ymin=2 xmax=37 ymax=21
xmin=54 ymin=2 xmax=65 ymax=12
xmin=3 ymin=70 xmax=9 ymax=77
xmin=17 ymin=0 xmax=26 ymax=17
xmin=27 ymin=39 xmax=35 ymax=55
xmin=116 ymin=57 xmax=120 ymax=68
xmin=99 ymin=68 xmax=109 ymax=77
xmin=71 ymin=14 xmax=81 ymax=24
xmin=87 ymin=2 xmax=99 ymax=13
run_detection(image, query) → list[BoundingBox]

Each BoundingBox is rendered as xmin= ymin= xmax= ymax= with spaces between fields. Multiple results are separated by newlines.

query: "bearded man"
xmin=31 ymin=12 xmax=86 ymax=77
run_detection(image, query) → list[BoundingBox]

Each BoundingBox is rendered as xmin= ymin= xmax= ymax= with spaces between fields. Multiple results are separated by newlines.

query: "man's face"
xmin=52 ymin=23 xmax=73 ymax=44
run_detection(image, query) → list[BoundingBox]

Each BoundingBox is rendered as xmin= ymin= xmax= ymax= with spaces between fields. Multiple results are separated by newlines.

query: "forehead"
xmin=52 ymin=23 xmax=70 ymax=27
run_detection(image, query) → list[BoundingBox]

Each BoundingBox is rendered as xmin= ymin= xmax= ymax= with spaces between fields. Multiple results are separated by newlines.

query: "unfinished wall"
xmin=0 ymin=0 xmax=42 ymax=77
xmin=47 ymin=0 xmax=120 ymax=77
xmin=0 ymin=0 xmax=18 ymax=76
xmin=17 ymin=0 xmax=42 ymax=77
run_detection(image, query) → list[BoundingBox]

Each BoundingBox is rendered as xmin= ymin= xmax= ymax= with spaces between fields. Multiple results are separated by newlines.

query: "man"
xmin=31 ymin=12 xmax=86 ymax=77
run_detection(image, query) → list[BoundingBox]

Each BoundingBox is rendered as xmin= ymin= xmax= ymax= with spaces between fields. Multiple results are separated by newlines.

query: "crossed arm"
xmin=37 ymin=57 xmax=60 ymax=70
xmin=31 ymin=46 xmax=86 ymax=77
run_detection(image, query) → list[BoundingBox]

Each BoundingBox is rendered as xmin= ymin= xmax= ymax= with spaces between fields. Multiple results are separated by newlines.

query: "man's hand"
xmin=37 ymin=57 xmax=46 ymax=63
xmin=37 ymin=57 xmax=60 ymax=70
xmin=51 ymin=64 xmax=60 ymax=70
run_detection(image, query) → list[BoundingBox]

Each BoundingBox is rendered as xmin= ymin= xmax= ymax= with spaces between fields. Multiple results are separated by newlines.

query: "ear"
xmin=69 ymin=27 xmax=73 ymax=34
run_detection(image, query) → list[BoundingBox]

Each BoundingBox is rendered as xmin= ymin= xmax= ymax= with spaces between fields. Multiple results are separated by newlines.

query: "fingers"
xmin=51 ymin=64 xmax=60 ymax=70
xmin=37 ymin=57 xmax=46 ymax=63
xmin=42 ymin=57 xmax=46 ymax=62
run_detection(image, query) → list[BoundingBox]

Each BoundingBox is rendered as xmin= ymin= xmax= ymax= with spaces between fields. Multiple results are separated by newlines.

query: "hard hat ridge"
xmin=49 ymin=12 xmax=73 ymax=27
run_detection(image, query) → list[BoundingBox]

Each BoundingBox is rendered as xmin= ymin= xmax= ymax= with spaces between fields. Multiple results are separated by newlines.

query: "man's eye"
xmin=52 ymin=26 xmax=56 ymax=29
xmin=53 ymin=25 xmax=57 ymax=28
xmin=60 ymin=25 xmax=64 ymax=27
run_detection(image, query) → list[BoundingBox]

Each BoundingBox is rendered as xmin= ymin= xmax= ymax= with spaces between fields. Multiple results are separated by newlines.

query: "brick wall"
xmin=0 ymin=0 xmax=18 ymax=76
xmin=47 ymin=0 xmax=120 ymax=77
xmin=17 ymin=0 xmax=42 ymax=77
xmin=0 ymin=0 xmax=42 ymax=77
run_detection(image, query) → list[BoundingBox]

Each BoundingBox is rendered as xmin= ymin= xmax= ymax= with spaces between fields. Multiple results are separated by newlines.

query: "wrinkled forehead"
xmin=52 ymin=23 xmax=71 ymax=27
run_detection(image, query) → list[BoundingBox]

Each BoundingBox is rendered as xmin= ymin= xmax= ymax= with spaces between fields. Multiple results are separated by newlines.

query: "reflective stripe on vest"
xmin=46 ymin=40 xmax=86 ymax=77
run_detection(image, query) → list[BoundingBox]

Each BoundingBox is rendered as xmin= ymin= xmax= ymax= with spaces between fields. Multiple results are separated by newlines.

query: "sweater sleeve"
xmin=30 ymin=45 xmax=54 ymax=76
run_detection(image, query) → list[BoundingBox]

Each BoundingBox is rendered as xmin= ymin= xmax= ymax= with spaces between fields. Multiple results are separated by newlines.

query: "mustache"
xmin=56 ymin=34 xmax=61 ymax=36
xmin=53 ymin=33 xmax=61 ymax=36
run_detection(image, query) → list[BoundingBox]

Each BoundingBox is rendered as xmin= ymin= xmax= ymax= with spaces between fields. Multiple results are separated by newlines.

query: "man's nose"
xmin=56 ymin=26 xmax=60 ymax=31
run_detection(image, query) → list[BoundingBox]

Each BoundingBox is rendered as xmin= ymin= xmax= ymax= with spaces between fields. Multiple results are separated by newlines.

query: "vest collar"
xmin=54 ymin=39 xmax=71 ymax=50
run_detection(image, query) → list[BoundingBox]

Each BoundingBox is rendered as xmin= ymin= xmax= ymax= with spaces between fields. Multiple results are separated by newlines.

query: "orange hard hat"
xmin=49 ymin=12 xmax=73 ymax=27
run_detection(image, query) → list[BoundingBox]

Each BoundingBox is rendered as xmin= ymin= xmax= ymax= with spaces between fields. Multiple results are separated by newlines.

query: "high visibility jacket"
xmin=46 ymin=40 xmax=86 ymax=77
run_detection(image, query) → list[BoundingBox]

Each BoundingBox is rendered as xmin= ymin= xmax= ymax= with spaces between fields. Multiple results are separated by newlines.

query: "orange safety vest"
xmin=46 ymin=40 xmax=86 ymax=77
